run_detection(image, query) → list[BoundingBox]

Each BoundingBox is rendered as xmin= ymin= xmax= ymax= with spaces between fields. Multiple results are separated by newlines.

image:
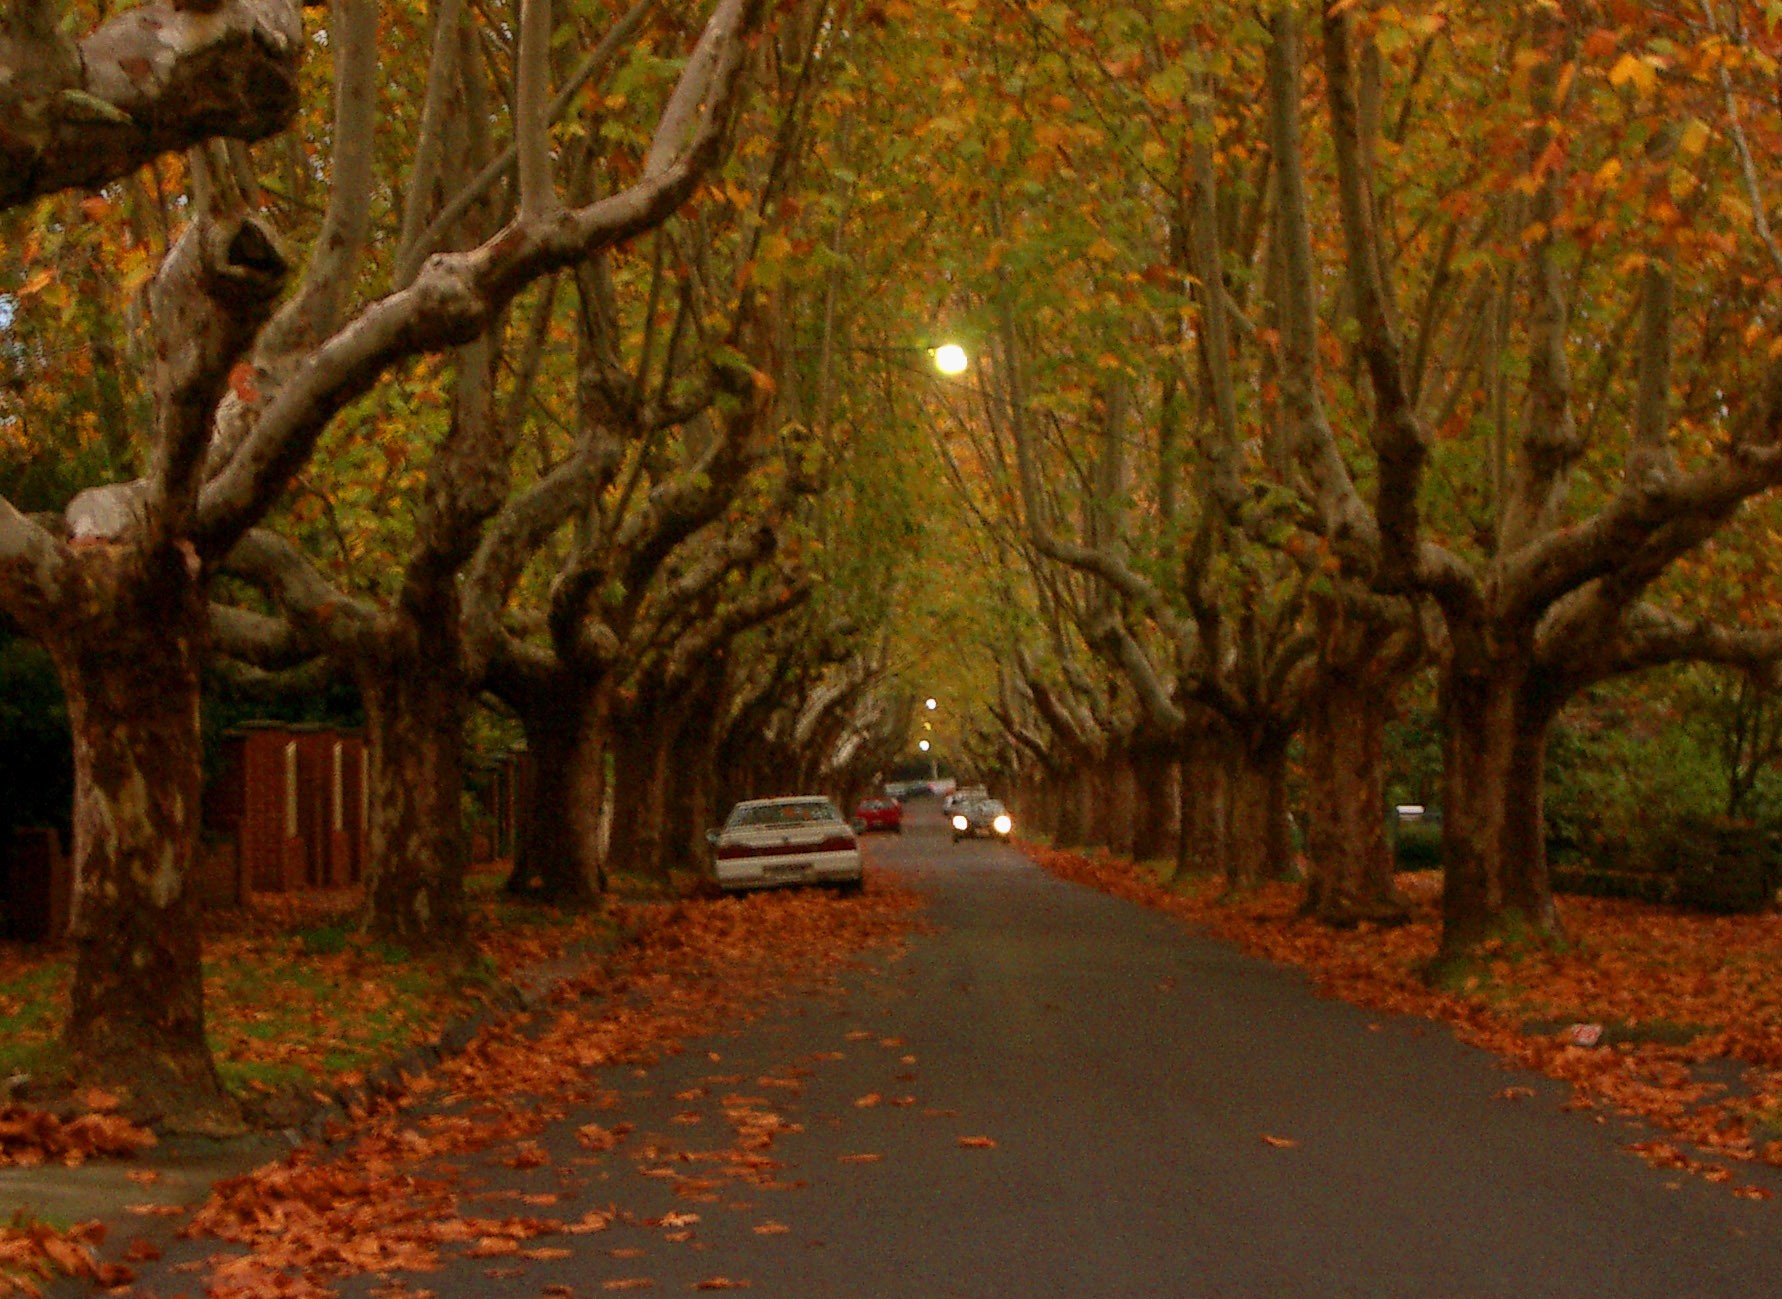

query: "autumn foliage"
xmin=166 ymin=878 xmax=917 ymax=1297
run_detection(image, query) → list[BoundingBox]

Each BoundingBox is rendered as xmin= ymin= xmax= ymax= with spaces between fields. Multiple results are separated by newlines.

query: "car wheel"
xmin=834 ymin=878 xmax=864 ymax=897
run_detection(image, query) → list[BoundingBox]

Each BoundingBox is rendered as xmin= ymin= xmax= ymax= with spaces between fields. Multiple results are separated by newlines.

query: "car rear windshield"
xmin=728 ymin=800 xmax=840 ymax=827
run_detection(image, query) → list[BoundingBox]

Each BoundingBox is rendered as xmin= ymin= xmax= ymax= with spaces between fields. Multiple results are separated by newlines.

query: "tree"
xmin=0 ymin=0 xmax=767 ymax=1125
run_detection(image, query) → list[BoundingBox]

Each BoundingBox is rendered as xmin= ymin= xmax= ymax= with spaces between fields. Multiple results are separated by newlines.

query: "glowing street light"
xmin=932 ymin=343 xmax=968 ymax=376
xmin=918 ymin=739 xmax=931 ymax=752
xmin=925 ymin=697 xmax=938 ymax=710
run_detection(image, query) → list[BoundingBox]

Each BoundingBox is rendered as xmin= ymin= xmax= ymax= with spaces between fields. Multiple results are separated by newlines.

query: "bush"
xmin=0 ymin=630 xmax=72 ymax=843
xmin=1655 ymin=817 xmax=1781 ymax=915
xmin=1393 ymin=821 xmax=1442 ymax=870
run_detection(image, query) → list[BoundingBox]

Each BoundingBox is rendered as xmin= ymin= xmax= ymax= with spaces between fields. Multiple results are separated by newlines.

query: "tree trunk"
xmin=1225 ymin=727 xmax=1290 ymax=891
xmin=57 ymin=554 xmax=236 ymax=1130
xmin=1302 ymin=677 xmax=1408 ymax=926
xmin=1130 ymin=745 xmax=1178 ymax=864
xmin=1175 ymin=727 xmax=1229 ymax=881
xmin=665 ymin=680 xmax=722 ymax=876
xmin=608 ymin=703 xmax=673 ymax=886
xmin=507 ymin=685 xmax=605 ymax=903
xmin=359 ymin=649 xmax=469 ymax=947
xmin=1053 ymin=768 xmax=1089 ymax=848
xmin=1503 ymin=684 xmax=1562 ymax=935
xmin=1437 ymin=649 xmax=1561 ymax=969
xmin=1105 ymin=755 xmax=1138 ymax=857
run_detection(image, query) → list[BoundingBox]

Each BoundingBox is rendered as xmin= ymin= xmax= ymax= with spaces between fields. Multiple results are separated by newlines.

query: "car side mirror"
xmin=706 ymin=829 xmax=721 ymax=847
xmin=851 ymin=817 xmax=867 ymax=834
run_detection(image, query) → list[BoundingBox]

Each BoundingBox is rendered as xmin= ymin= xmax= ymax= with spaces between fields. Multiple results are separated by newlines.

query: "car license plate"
xmin=765 ymin=861 xmax=811 ymax=877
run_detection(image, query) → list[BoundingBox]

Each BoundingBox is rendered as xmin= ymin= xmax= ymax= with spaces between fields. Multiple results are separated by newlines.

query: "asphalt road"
xmin=146 ymin=803 xmax=1782 ymax=1297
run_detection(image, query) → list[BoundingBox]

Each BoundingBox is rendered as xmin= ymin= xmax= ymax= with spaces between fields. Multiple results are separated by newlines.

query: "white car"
xmin=710 ymin=796 xmax=863 ymax=893
xmin=943 ymin=784 xmax=988 ymax=813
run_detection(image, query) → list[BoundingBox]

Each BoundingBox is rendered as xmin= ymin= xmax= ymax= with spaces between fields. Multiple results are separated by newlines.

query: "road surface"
xmin=141 ymin=802 xmax=1782 ymax=1297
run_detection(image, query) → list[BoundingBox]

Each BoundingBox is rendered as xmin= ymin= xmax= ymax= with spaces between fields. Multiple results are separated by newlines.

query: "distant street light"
xmin=918 ymin=739 xmax=931 ymax=752
xmin=925 ymin=697 xmax=938 ymax=710
xmin=933 ymin=343 xmax=968 ymax=376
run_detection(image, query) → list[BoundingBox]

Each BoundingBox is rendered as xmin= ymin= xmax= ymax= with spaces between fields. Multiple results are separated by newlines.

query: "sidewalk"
xmin=1 ymin=924 xmax=636 ymax=1296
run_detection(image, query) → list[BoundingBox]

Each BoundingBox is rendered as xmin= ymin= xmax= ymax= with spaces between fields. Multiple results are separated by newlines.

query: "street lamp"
xmin=918 ymin=739 xmax=931 ymax=752
xmin=925 ymin=697 xmax=938 ymax=711
xmin=932 ymin=343 xmax=968 ymax=376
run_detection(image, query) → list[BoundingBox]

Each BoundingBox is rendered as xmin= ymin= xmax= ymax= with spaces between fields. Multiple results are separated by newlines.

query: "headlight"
xmin=952 ymin=814 xmax=968 ymax=831
xmin=993 ymin=814 xmax=1012 ymax=835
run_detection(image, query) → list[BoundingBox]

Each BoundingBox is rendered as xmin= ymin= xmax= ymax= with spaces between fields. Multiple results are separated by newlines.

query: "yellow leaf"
xmin=1608 ymin=53 xmax=1657 ymax=96
xmin=1679 ymin=118 xmax=1711 ymax=158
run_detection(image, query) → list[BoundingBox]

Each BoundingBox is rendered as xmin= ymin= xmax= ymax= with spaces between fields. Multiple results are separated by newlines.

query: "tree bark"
xmin=1129 ymin=744 xmax=1178 ymax=864
xmin=1105 ymin=755 xmax=1138 ymax=857
xmin=1224 ymin=726 xmax=1291 ymax=891
xmin=1053 ymin=770 xmax=1089 ymax=849
xmin=1436 ymin=641 xmax=1560 ymax=968
xmin=358 ymin=644 xmax=469 ymax=948
xmin=1302 ymin=676 xmax=1408 ymax=926
xmin=56 ymin=550 xmax=236 ymax=1129
xmin=1502 ymin=684 xmax=1562 ymax=936
xmin=507 ymin=687 xmax=606 ymax=903
xmin=1176 ymin=726 xmax=1230 ymax=881
xmin=607 ymin=702 xmax=673 ymax=885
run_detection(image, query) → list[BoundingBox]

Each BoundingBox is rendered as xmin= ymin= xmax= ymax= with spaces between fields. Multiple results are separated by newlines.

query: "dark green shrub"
xmin=1393 ymin=821 xmax=1442 ymax=870
xmin=1654 ymin=817 xmax=1781 ymax=914
xmin=0 ymin=629 xmax=71 ymax=843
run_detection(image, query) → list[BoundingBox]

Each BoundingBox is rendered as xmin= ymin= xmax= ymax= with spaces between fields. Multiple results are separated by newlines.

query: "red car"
xmin=853 ymin=798 xmax=903 ymax=834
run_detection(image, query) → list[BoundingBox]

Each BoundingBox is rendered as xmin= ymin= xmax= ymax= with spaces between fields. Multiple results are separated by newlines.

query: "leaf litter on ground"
xmin=164 ymin=875 xmax=920 ymax=1297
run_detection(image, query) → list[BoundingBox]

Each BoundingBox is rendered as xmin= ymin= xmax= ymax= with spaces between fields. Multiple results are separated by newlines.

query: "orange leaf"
xmin=956 ymin=1136 xmax=997 ymax=1149
xmin=838 ymin=1153 xmax=883 ymax=1164
xmin=1261 ymin=1134 xmax=1299 ymax=1149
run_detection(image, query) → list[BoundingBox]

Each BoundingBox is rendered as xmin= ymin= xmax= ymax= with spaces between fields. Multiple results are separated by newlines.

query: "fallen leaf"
xmin=1496 ymin=1087 xmax=1535 ymax=1101
xmin=691 ymin=1279 xmax=750 ymax=1290
xmin=1261 ymin=1134 xmax=1299 ymax=1149
xmin=957 ymin=1136 xmax=997 ymax=1149
xmin=853 ymin=1094 xmax=882 ymax=1108
xmin=838 ymin=1153 xmax=883 ymax=1164
xmin=603 ymin=1280 xmax=654 ymax=1291
xmin=751 ymin=1221 xmax=790 ymax=1236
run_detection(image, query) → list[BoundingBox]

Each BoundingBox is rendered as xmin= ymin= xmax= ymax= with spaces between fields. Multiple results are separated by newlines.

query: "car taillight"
xmin=816 ymin=834 xmax=856 ymax=852
xmin=715 ymin=843 xmax=746 ymax=860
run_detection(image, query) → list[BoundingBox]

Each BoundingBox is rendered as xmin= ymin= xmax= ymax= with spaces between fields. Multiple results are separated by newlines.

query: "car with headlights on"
xmin=951 ymin=798 xmax=1013 ymax=843
xmin=709 ymin=796 xmax=863 ymax=893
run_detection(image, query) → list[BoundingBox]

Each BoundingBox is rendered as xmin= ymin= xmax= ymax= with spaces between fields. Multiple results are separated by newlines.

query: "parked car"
xmin=951 ymin=798 xmax=1013 ymax=842
xmin=853 ymin=797 xmax=903 ymax=834
xmin=709 ymin=796 xmax=863 ymax=893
